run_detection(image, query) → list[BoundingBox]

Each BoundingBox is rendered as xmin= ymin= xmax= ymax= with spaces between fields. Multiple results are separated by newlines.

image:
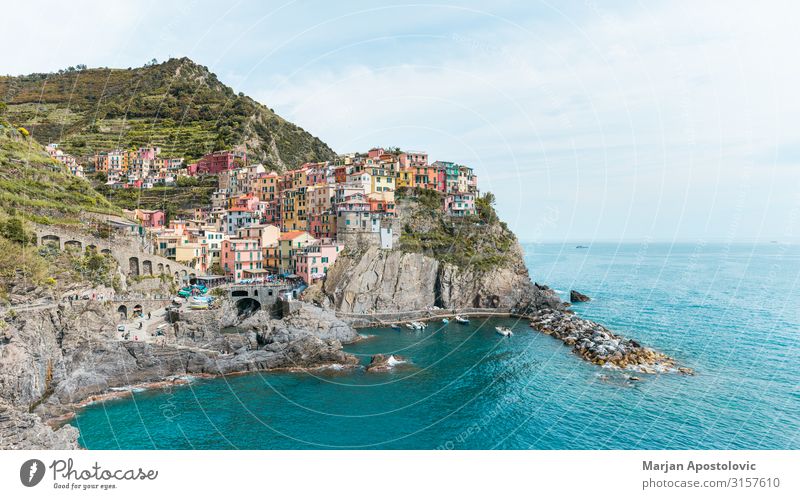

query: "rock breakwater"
xmin=527 ymin=309 xmax=693 ymax=374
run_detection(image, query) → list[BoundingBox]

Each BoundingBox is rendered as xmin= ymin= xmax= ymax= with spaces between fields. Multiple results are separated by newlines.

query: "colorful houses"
xmin=118 ymin=144 xmax=481 ymax=285
xmin=271 ymin=231 xmax=316 ymax=275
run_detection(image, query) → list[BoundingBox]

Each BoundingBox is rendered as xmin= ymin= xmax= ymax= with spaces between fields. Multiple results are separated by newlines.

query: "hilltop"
xmin=0 ymin=57 xmax=336 ymax=168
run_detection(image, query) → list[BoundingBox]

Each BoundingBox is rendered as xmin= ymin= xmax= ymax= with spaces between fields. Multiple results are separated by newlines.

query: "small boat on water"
xmin=390 ymin=324 xmax=401 ymax=330
xmin=405 ymin=323 xmax=416 ymax=330
xmin=495 ymin=326 xmax=513 ymax=337
xmin=441 ymin=318 xmax=450 ymax=324
xmin=410 ymin=321 xmax=425 ymax=330
xmin=455 ymin=315 xmax=470 ymax=324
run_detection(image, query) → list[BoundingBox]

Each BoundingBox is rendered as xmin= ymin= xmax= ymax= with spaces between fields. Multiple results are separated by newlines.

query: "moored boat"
xmin=441 ymin=318 xmax=449 ymax=324
xmin=495 ymin=326 xmax=513 ymax=337
xmin=390 ymin=324 xmax=401 ymax=330
xmin=455 ymin=315 xmax=470 ymax=324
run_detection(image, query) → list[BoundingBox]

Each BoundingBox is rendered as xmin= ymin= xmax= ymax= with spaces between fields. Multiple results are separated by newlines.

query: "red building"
xmin=193 ymin=150 xmax=246 ymax=175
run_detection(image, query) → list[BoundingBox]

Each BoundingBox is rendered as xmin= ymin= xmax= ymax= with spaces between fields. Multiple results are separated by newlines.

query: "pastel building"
xmin=224 ymin=208 xmax=255 ymax=235
xmin=221 ymin=238 xmax=262 ymax=282
xmin=137 ymin=209 xmax=166 ymax=228
xmin=236 ymin=224 xmax=280 ymax=249
xmin=444 ymin=193 xmax=477 ymax=217
xmin=294 ymin=241 xmax=343 ymax=284
xmin=270 ymin=231 xmax=316 ymax=275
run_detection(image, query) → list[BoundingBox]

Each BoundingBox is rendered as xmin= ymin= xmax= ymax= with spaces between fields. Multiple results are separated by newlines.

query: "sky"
xmin=2 ymin=0 xmax=799 ymax=242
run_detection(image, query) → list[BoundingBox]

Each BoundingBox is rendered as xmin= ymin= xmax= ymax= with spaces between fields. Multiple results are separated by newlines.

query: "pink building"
xmin=134 ymin=209 xmax=166 ymax=228
xmin=294 ymin=241 xmax=343 ymax=284
xmin=221 ymin=238 xmax=262 ymax=282
xmin=194 ymin=150 xmax=246 ymax=175
xmin=399 ymin=151 xmax=428 ymax=168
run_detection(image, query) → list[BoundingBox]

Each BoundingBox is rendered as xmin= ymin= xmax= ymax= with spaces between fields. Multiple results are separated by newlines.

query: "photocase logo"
xmin=20 ymin=459 xmax=45 ymax=487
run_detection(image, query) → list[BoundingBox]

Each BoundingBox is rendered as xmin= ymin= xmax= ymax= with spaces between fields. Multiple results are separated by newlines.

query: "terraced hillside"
xmin=0 ymin=57 xmax=336 ymax=168
xmin=0 ymin=122 xmax=119 ymax=225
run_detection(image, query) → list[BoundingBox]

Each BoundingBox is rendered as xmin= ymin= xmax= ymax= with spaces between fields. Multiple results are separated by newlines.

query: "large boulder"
xmin=570 ymin=290 xmax=591 ymax=303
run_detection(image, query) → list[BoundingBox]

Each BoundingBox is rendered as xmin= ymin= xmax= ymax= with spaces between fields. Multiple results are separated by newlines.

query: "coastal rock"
xmin=527 ymin=309 xmax=690 ymax=374
xmin=570 ymin=290 xmax=591 ymax=303
xmin=365 ymin=354 xmax=409 ymax=372
xmin=0 ymin=400 xmax=79 ymax=450
xmin=0 ymin=299 xmax=362 ymax=448
xmin=320 ymin=243 xmax=563 ymax=318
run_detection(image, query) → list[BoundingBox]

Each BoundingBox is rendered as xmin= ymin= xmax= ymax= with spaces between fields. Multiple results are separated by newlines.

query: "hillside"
xmin=0 ymin=57 xmax=336 ymax=168
xmin=0 ymin=120 xmax=119 ymax=225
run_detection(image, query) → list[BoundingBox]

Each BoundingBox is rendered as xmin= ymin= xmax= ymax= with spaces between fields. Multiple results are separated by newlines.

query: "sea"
xmin=73 ymin=242 xmax=800 ymax=449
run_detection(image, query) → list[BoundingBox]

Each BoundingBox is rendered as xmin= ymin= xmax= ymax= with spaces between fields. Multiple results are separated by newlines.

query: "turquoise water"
xmin=73 ymin=243 xmax=800 ymax=449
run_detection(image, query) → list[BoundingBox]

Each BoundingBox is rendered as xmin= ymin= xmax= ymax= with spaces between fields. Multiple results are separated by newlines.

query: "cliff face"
xmin=0 ymin=300 xmax=360 ymax=449
xmin=320 ymin=242 xmax=564 ymax=315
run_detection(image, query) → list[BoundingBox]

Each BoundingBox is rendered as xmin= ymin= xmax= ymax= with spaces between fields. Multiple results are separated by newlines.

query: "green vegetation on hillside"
xmin=0 ymin=120 xmax=119 ymax=224
xmin=397 ymin=189 xmax=515 ymax=271
xmin=0 ymin=58 xmax=336 ymax=168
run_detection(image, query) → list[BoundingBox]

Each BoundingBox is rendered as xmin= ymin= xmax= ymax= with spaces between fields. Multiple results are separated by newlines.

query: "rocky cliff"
xmin=317 ymin=242 xmax=563 ymax=315
xmin=0 ymin=300 xmax=360 ymax=449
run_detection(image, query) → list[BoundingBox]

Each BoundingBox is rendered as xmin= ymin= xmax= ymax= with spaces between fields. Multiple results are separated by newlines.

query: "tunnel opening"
xmin=236 ymin=298 xmax=261 ymax=318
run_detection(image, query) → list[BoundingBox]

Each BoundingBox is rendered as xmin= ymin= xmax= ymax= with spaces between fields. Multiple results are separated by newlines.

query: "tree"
xmin=0 ymin=217 xmax=33 ymax=244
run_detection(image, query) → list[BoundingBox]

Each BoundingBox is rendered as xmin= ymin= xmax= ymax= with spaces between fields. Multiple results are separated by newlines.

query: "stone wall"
xmin=33 ymin=224 xmax=196 ymax=282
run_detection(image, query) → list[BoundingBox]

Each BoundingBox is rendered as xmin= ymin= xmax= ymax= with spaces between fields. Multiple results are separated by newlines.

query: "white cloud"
xmin=258 ymin=0 xmax=800 ymax=241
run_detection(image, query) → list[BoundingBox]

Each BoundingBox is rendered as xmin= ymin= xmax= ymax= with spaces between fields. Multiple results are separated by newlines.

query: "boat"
xmin=495 ymin=326 xmax=513 ymax=337
xmin=575 ymin=245 xmax=589 ymax=249
xmin=455 ymin=315 xmax=470 ymax=324
xmin=411 ymin=321 xmax=426 ymax=329
xmin=390 ymin=324 xmax=401 ymax=330
xmin=405 ymin=323 xmax=416 ymax=330
xmin=441 ymin=318 xmax=450 ymax=324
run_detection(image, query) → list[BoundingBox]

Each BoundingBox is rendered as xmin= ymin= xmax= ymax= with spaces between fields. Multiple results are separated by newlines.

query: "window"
xmin=322 ymin=257 xmax=328 ymax=263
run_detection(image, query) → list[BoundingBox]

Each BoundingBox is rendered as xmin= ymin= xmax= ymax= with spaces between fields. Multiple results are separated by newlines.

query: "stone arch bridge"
xmin=33 ymin=225 xmax=197 ymax=283
xmin=227 ymin=284 xmax=300 ymax=316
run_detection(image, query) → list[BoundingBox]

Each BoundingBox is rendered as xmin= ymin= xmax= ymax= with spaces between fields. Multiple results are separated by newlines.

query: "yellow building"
xmin=368 ymin=166 xmax=395 ymax=194
xmin=396 ymin=166 xmax=416 ymax=189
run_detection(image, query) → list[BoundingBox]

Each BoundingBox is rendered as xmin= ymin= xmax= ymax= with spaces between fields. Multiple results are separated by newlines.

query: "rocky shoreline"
xmin=0 ymin=299 xmax=363 ymax=449
xmin=0 ymin=239 xmax=691 ymax=450
xmin=527 ymin=308 xmax=693 ymax=375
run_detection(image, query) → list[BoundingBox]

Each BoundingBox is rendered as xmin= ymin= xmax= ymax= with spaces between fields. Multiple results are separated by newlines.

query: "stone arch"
xmin=133 ymin=304 xmax=143 ymax=318
xmin=174 ymin=272 xmax=180 ymax=281
xmin=254 ymin=289 xmax=258 ymax=296
xmin=101 ymin=248 xmax=112 ymax=256
xmin=117 ymin=305 xmax=128 ymax=320
xmin=64 ymin=240 xmax=82 ymax=252
xmin=181 ymin=270 xmax=187 ymax=277
xmin=157 ymin=263 xmax=164 ymax=274
xmin=86 ymin=244 xmax=97 ymax=253
xmin=41 ymin=235 xmax=61 ymax=247
xmin=236 ymin=298 xmax=261 ymax=316
xmin=129 ymin=257 xmax=140 ymax=276
xmin=142 ymin=260 xmax=153 ymax=276
xmin=231 ymin=289 xmax=249 ymax=297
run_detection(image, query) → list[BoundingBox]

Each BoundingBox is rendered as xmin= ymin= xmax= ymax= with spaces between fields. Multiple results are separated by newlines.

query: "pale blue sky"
xmin=3 ymin=0 xmax=799 ymax=242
